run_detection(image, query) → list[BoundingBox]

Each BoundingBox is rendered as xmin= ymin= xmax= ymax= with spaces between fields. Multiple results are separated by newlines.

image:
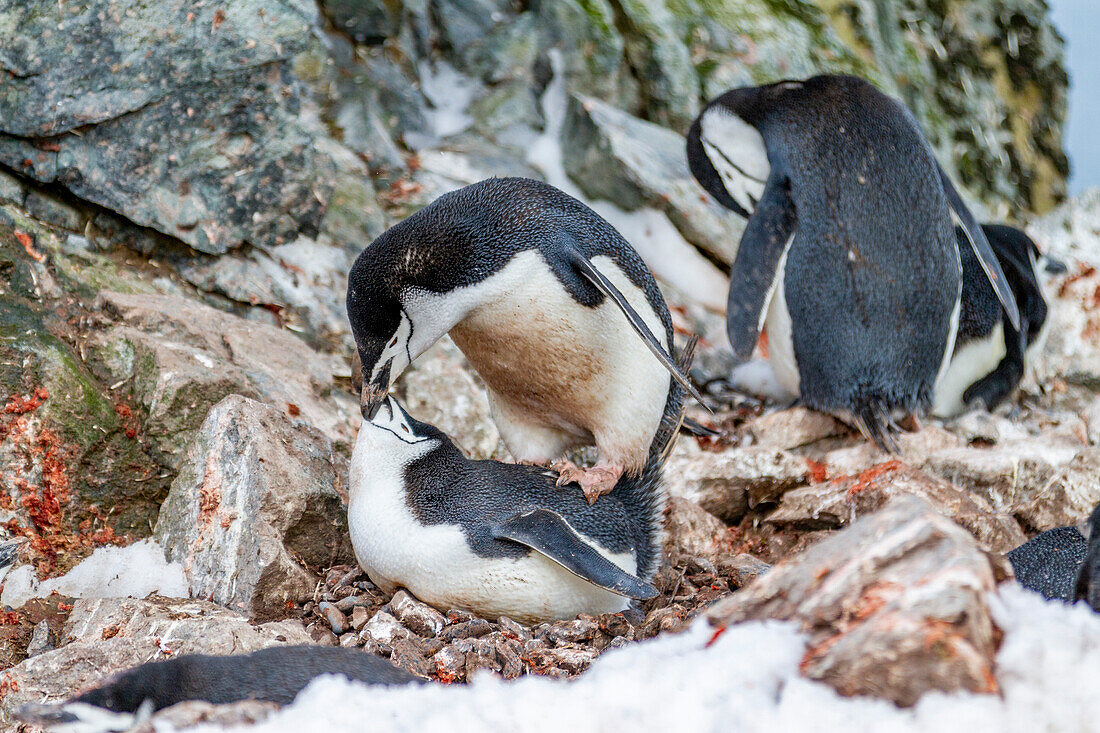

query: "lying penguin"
xmin=348 ymin=395 xmax=671 ymax=624
xmin=933 ymin=224 xmax=1066 ymax=417
xmin=346 ymin=176 xmax=701 ymax=502
xmin=15 ymin=645 xmax=418 ymax=732
xmin=686 ymin=74 xmax=1019 ymax=451
xmin=1008 ymin=502 xmax=1100 ymax=611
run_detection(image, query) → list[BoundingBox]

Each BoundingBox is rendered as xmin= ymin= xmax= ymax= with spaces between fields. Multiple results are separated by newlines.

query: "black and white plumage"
xmin=1007 ymin=502 xmax=1100 ymax=613
xmin=933 ymin=224 xmax=1066 ymax=417
xmin=346 ymin=176 xmax=697 ymax=500
xmin=348 ymin=395 xmax=674 ymax=624
xmin=15 ymin=646 xmax=418 ymax=732
xmin=686 ymin=75 xmax=1020 ymax=450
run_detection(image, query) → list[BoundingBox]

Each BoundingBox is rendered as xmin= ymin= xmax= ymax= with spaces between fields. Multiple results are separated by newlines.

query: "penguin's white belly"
xmin=348 ymin=431 xmax=634 ymax=624
xmin=763 ymin=246 xmax=800 ymax=398
xmin=410 ymin=250 xmax=670 ymax=471
xmin=932 ymin=322 xmax=1006 ymax=418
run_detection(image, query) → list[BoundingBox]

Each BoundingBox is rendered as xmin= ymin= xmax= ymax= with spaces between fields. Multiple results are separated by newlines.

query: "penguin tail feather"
xmin=852 ymin=399 xmax=900 ymax=454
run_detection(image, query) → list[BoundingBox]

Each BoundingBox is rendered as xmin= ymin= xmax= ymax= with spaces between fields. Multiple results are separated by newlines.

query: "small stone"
xmin=543 ymin=618 xmax=598 ymax=646
xmin=432 ymin=645 xmax=467 ymax=681
xmin=747 ymin=407 xmax=845 ymax=450
xmin=334 ymin=595 xmax=362 ymax=613
xmin=25 ymin=620 xmax=53 ymax=658
xmin=595 ymin=613 xmax=634 ymax=639
xmin=638 ymin=606 xmax=685 ymax=640
xmin=358 ymin=611 xmax=409 ymax=645
xmin=338 ymin=633 xmax=360 ymax=648
xmin=446 ymin=609 xmax=476 ymax=624
xmin=350 ymin=606 xmax=371 ymax=631
xmin=496 ymin=616 xmax=531 ymax=642
xmin=387 ymin=590 xmax=446 ymax=637
xmin=390 ymin=639 xmax=434 ymax=678
xmin=306 ymin=623 xmax=338 ymax=647
xmin=716 ymin=554 xmax=770 ymax=589
xmin=439 ymin=618 xmax=492 ymax=641
xmin=664 ymin=497 xmax=732 ymax=564
xmin=317 ymin=602 xmax=348 ymax=635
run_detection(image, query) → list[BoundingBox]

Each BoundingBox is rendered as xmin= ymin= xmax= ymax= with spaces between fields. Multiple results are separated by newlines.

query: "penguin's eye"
xmin=401 ymin=424 xmax=409 ymax=433
xmin=389 ymin=335 xmax=398 ymax=348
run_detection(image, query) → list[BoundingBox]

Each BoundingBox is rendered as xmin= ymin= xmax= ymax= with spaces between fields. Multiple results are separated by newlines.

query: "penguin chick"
xmin=1006 ymin=501 xmax=1100 ymax=614
xmin=346 ymin=176 xmax=700 ymax=502
xmin=933 ymin=224 xmax=1067 ymax=417
xmin=1076 ymin=502 xmax=1100 ymax=611
xmin=15 ymin=646 xmax=418 ymax=732
xmin=686 ymin=74 xmax=1020 ymax=452
xmin=348 ymin=395 xmax=672 ymax=624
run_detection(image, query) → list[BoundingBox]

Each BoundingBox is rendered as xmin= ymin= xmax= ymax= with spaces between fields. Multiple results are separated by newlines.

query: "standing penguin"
xmin=686 ymin=75 xmax=1020 ymax=449
xmin=933 ymin=224 xmax=1066 ymax=417
xmin=346 ymin=177 xmax=700 ymax=501
xmin=347 ymin=395 xmax=672 ymax=623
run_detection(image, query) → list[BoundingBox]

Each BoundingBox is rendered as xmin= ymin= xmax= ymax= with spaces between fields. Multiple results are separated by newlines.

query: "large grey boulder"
xmin=0 ymin=0 xmax=360 ymax=255
xmin=154 ymin=396 xmax=354 ymax=620
xmin=0 ymin=595 xmax=309 ymax=726
xmin=90 ymin=291 xmax=358 ymax=469
xmin=708 ymin=496 xmax=1004 ymax=706
xmin=562 ymin=94 xmax=745 ymax=266
xmin=767 ymin=462 xmax=1027 ymax=553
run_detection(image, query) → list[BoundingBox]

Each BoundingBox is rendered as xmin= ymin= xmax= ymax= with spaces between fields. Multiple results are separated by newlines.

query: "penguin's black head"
xmin=347 ymin=242 xmax=413 ymax=420
xmin=74 ymin=663 xmax=171 ymax=713
xmin=1075 ymin=503 xmax=1100 ymax=612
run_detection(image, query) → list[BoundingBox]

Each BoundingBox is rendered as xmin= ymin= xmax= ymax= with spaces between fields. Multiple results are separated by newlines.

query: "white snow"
xmin=0 ymin=539 xmax=188 ymax=608
xmin=526 ymin=51 xmax=729 ymax=312
xmin=171 ymin=585 xmax=1100 ymax=733
xmin=406 ymin=60 xmax=479 ymax=148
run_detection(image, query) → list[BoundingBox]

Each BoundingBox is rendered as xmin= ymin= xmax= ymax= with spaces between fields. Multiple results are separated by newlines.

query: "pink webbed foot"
xmin=552 ymin=461 xmax=626 ymax=504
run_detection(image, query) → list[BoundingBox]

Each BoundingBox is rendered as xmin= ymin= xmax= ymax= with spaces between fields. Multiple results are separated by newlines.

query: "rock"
xmin=542 ymin=618 xmax=598 ymax=646
xmin=397 ymin=339 xmax=505 ymax=460
xmin=923 ymin=438 xmax=1082 ymax=513
xmin=359 ymin=611 xmax=410 ymax=646
xmin=1085 ymin=397 xmax=1100 ymax=446
xmin=708 ymin=496 xmax=1002 ymax=706
xmin=716 ymin=554 xmax=771 ymax=589
xmin=562 ymin=93 xmax=743 ymax=266
xmin=746 ymin=408 xmax=846 ymax=450
xmin=91 ymin=291 xmax=358 ymax=469
xmin=821 ymin=426 xmax=965 ymax=478
xmin=134 ymin=700 xmax=278 ymax=732
xmin=1033 ymin=262 xmax=1100 ymax=389
xmin=318 ymin=602 xmax=349 ymax=636
xmin=0 ymin=595 xmax=309 ymax=726
xmin=664 ymin=497 xmax=732 ymax=564
xmin=387 ymin=591 xmax=447 ymax=638
xmin=440 ymin=619 xmax=493 ymax=642
xmin=350 ymin=606 xmax=372 ymax=632
xmin=25 ymin=620 xmax=52 ymax=658
xmin=664 ymin=441 xmax=809 ymax=523
xmin=768 ymin=463 xmax=1027 ymax=553
xmin=0 ymin=0 xmax=345 ymax=254
xmin=948 ymin=411 xmax=1031 ymax=445
xmin=154 ymin=396 xmax=354 ymax=620
xmin=307 ymin=623 xmax=338 ymax=647
xmin=1013 ymin=448 xmax=1100 ymax=531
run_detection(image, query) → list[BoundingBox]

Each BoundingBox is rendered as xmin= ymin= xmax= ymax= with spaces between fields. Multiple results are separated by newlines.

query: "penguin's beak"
xmin=361 ymin=383 xmax=388 ymax=420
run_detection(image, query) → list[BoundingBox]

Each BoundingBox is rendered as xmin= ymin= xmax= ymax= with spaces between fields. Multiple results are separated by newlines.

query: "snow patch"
xmin=406 ymin=61 xmax=478 ymax=149
xmin=1 ymin=539 xmax=188 ymax=607
xmin=173 ymin=585 xmax=1100 ymax=732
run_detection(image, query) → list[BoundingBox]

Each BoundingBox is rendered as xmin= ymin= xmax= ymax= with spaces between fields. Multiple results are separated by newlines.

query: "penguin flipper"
xmin=562 ymin=246 xmax=709 ymax=407
xmin=726 ymin=172 xmax=797 ymax=361
xmin=491 ymin=508 xmax=658 ymax=600
xmin=938 ymin=165 xmax=1021 ymax=331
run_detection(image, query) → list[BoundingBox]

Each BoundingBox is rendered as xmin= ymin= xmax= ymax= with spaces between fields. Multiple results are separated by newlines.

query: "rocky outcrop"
xmin=154 ymin=396 xmax=354 ymax=620
xmin=708 ymin=496 xmax=1005 ymax=706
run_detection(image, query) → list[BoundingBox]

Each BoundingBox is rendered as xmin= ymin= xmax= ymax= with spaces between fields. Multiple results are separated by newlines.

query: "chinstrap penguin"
xmin=346 ymin=176 xmax=701 ymax=501
xmin=347 ymin=394 xmax=676 ymax=624
xmin=686 ymin=74 xmax=1020 ymax=451
xmin=1006 ymin=501 xmax=1100 ymax=613
xmin=933 ymin=224 xmax=1066 ymax=417
xmin=15 ymin=645 xmax=418 ymax=732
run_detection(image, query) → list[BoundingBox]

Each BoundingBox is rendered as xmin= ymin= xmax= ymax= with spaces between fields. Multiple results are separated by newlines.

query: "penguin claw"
xmin=552 ymin=462 xmax=624 ymax=504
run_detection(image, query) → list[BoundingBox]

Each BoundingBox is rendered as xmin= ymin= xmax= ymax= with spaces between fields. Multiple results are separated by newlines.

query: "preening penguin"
xmin=686 ymin=74 xmax=1020 ymax=450
xmin=347 ymin=395 xmax=671 ymax=624
xmin=932 ymin=224 xmax=1066 ymax=417
xmin=15 ymin=646 xmax=418 ymax=732
xmin=346 ymin=176 xmax=700 ymax=501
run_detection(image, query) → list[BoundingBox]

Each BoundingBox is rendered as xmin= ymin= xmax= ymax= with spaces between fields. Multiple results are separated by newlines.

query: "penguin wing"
xmin=562 ymin=246 xmax=709 ymax=407
xmin=726 ymin=170 xmax=798 ymax=361
xmin=938 ymin=165 xmax=1021 ymax=331
xmin=491 ymin=508 xmax=658 ymax=600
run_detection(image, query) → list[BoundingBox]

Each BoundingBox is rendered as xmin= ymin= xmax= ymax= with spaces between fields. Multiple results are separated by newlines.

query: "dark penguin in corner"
xmin=348 ymin=392 xmax=680 ymax=624
xmin=933 ymin=224 xmax=1066 ymax=417
xmin=686 ymin=74 xmax=1020 ymax=450
xmin=15 ymin=646 xmax=418 ymax=732
xmin=1007 ymin=501 xmax=1100 ymax=612
xmin=346 ymin=176 xmax=701 ymax=502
